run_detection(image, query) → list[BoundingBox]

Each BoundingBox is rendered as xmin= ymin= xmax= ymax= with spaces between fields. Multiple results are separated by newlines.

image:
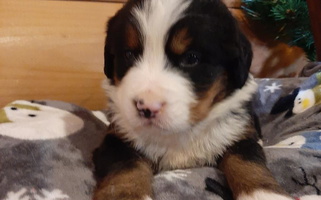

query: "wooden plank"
xmin=0 ymin=0 xmax=123 ymax=109
xmin=307 ymin=0 xmax=321 ymax=61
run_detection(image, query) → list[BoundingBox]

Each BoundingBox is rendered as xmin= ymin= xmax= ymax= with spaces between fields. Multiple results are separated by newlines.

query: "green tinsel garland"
xmin=242 ymin=0 xmax=316 ymax=61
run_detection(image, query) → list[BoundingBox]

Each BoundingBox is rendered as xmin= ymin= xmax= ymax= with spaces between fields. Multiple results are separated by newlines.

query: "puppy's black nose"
xmin=135 ymin=99 xmax=164 ymax=119
xmin=139 ymin=108 xmax=154 ymax=119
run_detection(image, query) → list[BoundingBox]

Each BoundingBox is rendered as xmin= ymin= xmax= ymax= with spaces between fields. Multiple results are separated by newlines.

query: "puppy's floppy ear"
xmin=236 ymin=33 xmax=252 ymax=88
xmin=104 ymin=43 xmax=115 ymax=80
xmin=225 ymin=31 xmax=253 ymax=89
xmin=104 ymin=16 xmax=117 ymax=80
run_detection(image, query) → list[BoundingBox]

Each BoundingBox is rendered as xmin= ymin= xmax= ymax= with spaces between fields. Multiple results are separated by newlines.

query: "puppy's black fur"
xmin=93 ymin=1 xmax=291 ymax=200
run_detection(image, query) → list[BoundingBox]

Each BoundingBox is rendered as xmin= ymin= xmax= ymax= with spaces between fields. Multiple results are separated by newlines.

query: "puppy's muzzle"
xmin=134 ymin=92 xmax=166 ymax=119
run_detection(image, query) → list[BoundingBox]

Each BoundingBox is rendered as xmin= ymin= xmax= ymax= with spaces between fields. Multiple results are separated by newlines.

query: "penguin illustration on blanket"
xmin=271 ymin=72 xmax=321 ymax=116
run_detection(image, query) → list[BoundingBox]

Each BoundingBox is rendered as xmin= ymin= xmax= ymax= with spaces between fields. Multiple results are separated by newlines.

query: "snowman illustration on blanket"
xmin=0 ymin=100 xmax=94 ymax=200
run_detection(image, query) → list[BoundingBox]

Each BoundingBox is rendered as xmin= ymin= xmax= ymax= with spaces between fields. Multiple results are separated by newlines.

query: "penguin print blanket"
xmin=0 ymin=75 xmax=321 ymax=200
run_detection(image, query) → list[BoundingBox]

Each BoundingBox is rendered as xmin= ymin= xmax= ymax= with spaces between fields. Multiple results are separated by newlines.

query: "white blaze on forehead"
xmin=132 ymin=0 xmax=192 ymax=70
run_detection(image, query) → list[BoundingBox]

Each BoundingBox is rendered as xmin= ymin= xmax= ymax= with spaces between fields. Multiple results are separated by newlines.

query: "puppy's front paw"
xmin=93 ymin=195 xmax=152 ymax=200
xmin=93 ymin=160 xmax=153 ymax=200
xmin=93 ymin=179 xmax=153 ymax=200
xmin=143 ymin=196 xmax=153 ymax=200
xmin=238 ymin=190 xmax=293 ymax=200
xmin=93 ymin=188 xmax=152 ymax=200
xmin=298 ymin=195 xmax=321 ymax=200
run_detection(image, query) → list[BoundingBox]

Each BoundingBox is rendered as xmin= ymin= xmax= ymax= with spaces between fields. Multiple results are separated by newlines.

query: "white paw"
xmin=238 ymin=190 xmax=292 ymax=200
xmin=155 ymin=169 xmax=191 ymax=181
xmin=143 ymin=195 xmax=153 ymax=200
xmin=299 ymin=195 xmax=321 ymax=200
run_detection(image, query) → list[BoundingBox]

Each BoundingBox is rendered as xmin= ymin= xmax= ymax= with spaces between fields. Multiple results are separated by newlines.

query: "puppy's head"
xmin=104 ymin=0 xmax=252 ymax=135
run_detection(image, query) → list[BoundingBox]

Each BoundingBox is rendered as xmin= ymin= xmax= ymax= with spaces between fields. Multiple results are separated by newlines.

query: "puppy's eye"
xmin=125 ymin=50 xmax=136 ymax=61
xmin=180 ymin=51 xmax=201 ymax=68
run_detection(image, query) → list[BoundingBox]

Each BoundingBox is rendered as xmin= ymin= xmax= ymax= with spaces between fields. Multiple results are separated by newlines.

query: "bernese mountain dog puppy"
xmin=93 ymin=0 xmax=293 ymax=199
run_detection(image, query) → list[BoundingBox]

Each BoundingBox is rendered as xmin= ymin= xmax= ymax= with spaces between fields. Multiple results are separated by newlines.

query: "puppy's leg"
xmin=219 ymin=139 xmax=293 ymax=200
xmin=93 ymin=134 xmax=153 ymax=200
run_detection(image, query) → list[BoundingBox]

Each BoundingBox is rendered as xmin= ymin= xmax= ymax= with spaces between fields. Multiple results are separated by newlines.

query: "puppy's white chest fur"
xmin=160 ymin=114 xmax=248 ymax=170
xmin=132 ymin=110 xmax=249 ymax=170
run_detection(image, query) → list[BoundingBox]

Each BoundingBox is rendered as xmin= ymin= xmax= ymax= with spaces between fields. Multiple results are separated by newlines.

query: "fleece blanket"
xmin=0 ymin=100 xmax=109 ymax=200
xmin=0 ymin=77 xmax=321 ymax=200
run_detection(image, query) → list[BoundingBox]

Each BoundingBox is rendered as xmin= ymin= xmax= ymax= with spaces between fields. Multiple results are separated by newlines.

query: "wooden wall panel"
xmin=0 ymin=0 xmax=123 ymax=109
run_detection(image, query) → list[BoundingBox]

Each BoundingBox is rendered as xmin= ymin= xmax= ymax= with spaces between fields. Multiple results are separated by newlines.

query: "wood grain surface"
xmin=0 ymin=0 xmax=122 ymax=109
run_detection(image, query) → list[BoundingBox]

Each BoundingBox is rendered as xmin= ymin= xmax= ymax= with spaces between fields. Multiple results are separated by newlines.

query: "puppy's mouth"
xmin=135 ymin=116 xmax=169 ymax=132
xmin=140 ymin=117 xmax=162 ymax=127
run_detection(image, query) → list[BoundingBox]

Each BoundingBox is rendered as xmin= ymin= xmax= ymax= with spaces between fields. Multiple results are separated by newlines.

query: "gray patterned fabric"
xmin=0 ymin=77 xmax=321 ymax=200
xmin=0 ymin=100 xmax=109 ymax=200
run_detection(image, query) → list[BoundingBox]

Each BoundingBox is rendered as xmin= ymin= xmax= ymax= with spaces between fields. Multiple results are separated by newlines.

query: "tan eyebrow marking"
xmin=170 ymin=27 xmax=192 ymax=55
xmin=126 ymin=24 xmax=140 ymax=50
